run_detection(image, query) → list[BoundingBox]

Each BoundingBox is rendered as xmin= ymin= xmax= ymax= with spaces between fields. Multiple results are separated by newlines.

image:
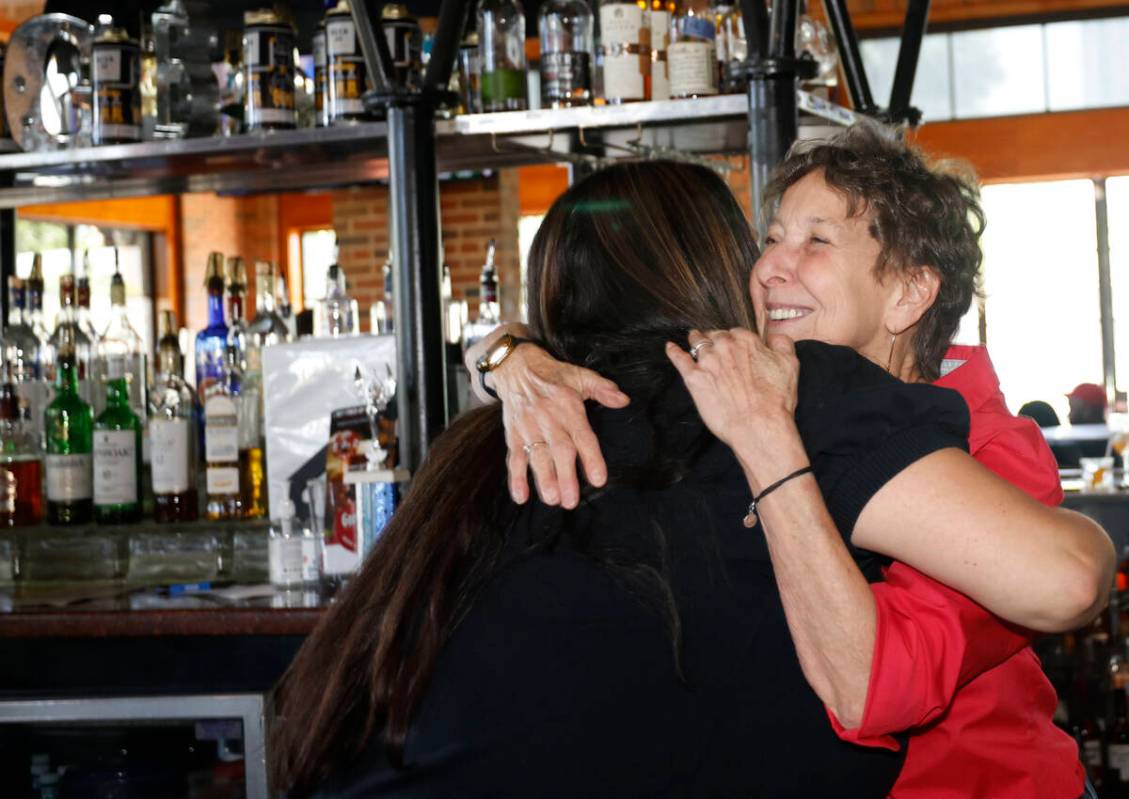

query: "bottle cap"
xmin=226 ymin=256 xmax=247 ymax=290
xmin=255 ymin=260 xmax=275 ymax=278
xmin=205 ymin=252 xmax=225 ymax=284
xmin=110 ymin=271 xmax=126 ymax=307
xmin=158 ymin=309 xmax=177 ymax=338
xmin=58 ymin=274 xmax=76 ymax=306
xmin=29 ymin=253 xmax=43 ymax=281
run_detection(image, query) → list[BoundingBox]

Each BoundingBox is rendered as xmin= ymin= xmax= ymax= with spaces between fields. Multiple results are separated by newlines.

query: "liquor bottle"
xmin=5 ymin=277 xmax=46 ymax=449
xmin=539 ymin=0 xmax=594 ymax=108
xmin=246 ymin=260 xmax=289 ymax=396
xmin=312 ymin=17 xmax=328 ymax=127
xmin=26 ymin=254 xmax=51 ymax=360
xmin=1109 ymin=685 xmax=1129 ymax=795
xmin=710 ymin=2 xmax=732 ymax=90
xmin=0 ymin=363 xmax=43 ymax=527
xmin=275 ymin=272 xmax=296 ymax=340
xmin=152 ymin=0 xmax=191 ymax=139
xmin=45 ymin=326 xmax=93 ymax=526
xmin=204 ymin=345 xmax=243 ymax=521
xmin=317 ymin=259 xmax=359 ymax=338
xmin=225 ymin=255 xmax=249 ymax=374
xmin=598 ymin=0 xmax=650 ymax=103
xmin=462 ymin=239 xmax=502 ymax=350
xmin=325 ymin=0 xmax=369 ymax=124
xmin=668 ymin=0 xmax=718 ymax=98
xmin=76 ymin=252 xmax=99 ymax=344
xmin=150 ymin=312 xmax=198 ymax=523
xmin=93 ymin=360 xmax=143 ymax=524
xmin=651 ymin=0 xmax=674 ymax=100
xmin=238 ymin=372 xmax=267 ymax=521
xmin=96 ymin=251 xmax=147 ymax=421
xmin=195 ymin=252 xmax=229 ymax=404
xmin=477 ymin=0 xmax=527 ymax=112
xmin=48 ymin=274 xmax=94 ymax=406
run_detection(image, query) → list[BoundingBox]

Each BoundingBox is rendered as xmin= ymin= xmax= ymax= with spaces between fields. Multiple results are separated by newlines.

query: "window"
xmin=977 ymin=180 xmax=1103 ymax=422
xmin=1105 ymin=176 xmax=1129 ymax=402
xmin=300 ymin=228 xmax=338 ymax=311
xmin=859 ymin=14 xmax=1129 ymax=122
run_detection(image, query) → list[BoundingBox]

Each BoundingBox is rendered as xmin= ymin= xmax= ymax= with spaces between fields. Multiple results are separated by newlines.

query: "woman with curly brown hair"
xmin=475 ymin=126 xmax=1110 ymax=798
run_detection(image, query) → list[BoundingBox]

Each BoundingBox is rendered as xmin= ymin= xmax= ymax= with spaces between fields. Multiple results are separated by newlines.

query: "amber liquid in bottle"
xmin=239 ymin=446 xmax=266 ymax=519
xmin=0 ymin=458 xmax=43 ymax=527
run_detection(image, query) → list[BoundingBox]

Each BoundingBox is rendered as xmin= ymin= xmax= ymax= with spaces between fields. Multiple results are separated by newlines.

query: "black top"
xmin=315 ymin=342 xmax=970 ymax=798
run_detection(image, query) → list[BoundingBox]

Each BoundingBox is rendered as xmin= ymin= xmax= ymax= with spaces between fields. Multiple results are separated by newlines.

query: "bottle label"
xmin=94 ymin=430 xmax=138 ymax=506
xmin=668 ymin=40 xmax=718 ymax=98
xmin=1111 ymin=743 xmax=1129 ymax=780
xmin=205 ymin=395 xmax=239 ymax=463
xmin=269 ymin=535 xmax=304 ymax=586
xmin=300 ymin=535 xmax=321 ymax=583
xmin=540 ymin=52 xmax=591 ymax=104
xmin=150 ymin=419 xmax=191 ymax=494
xmin=1084 ymin=738 xmax=1102 ymax=767
xmin=46 ymin=453 xmax=92 ymax=502
xmin=600 ymin=4 xmax=646 ymax=101
xmin=326 ymin=19 xmax=357 ymax=57
xmin=206 ymin=465 xmax=240 ymax=495
xmin=680 ymin=15 xmax=716 ymax=41
xmin=651 ymin=10 xmax=671 ymax=101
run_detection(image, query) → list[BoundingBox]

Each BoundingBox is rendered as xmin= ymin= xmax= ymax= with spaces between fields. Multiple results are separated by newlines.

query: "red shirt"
xmin=833 ymin=345 xmax=1084 ymax=798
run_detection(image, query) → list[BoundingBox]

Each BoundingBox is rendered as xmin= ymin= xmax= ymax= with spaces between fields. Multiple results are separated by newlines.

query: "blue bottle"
xmin=194 ymin=253 xmax=229 ymax=405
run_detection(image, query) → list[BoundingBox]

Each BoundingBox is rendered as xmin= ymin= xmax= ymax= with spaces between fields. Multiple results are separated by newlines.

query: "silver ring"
xmin=689 ymin=340 xmax=714 ymax=361
xmin=522 ymin=441 xmax=549 ymax=456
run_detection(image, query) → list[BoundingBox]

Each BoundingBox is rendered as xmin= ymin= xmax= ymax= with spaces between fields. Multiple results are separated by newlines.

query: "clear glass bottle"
xmin=45 ymin=326 xmax=93 ymax=526
xmin=76 ymin=251 xmax=99 ymax=344
xmin=95 ymin=252 xmax=147 ymax=421
xmin=237 ymin=263 xmax=273 ymax=521
xmin=317 ymin=260 xmax=359 ymax=338
xmin=668 ymin=0 xmax=718 ymax=98
xmin=5 ymin=277 xmax=46 ymax=451
xmin=0 ymin=363 xmax=43 ymax=527
xmin=275 ymin=272 xmax=296 ymax=340
xmin=478 ymin=0 xmax=528 ymax=112
xmin=194 ymin=253 xmax=229 ymax=405
xmin=26 ymin=254 xmax=51 ymax=364
xmin=48 ymin=274 xmax=94 ymax=407
xmin=93 ymin=362 xmax=143 ymax=524
xmin=539 ymin=0 xmax=594 ymax=108
xmin=457 ymin=32 xmax=482 ymax=114
xmin=225 ymin=255 xmax=248 ymax=377
xmin=651 ymin=0 xmax=674 ymax=100
xmin=247 ymin=261 xmax=289 ymax=379
xmin=598 ymin=0 xmax=650 ymax=103
xmin=462 ymin=239 xmax=502 ymax=350
xmin=150 ymin=316 xmax=198 ymax=524
xmin=152 ymin=0 xmax=191 ymax=139
xmin=204 ymin=345 xmax=243 ymax=522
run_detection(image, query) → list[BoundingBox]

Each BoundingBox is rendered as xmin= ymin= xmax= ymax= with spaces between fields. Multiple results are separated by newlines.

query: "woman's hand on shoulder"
xmin=666 ymin=330 xmax=807 ymax=491
xmin=491 ymin=336 xmax=630 ymax=509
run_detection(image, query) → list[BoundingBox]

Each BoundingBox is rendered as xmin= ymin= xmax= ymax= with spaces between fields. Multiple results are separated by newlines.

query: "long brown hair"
xmin=268 ymin=161 xmax=759 ymax=796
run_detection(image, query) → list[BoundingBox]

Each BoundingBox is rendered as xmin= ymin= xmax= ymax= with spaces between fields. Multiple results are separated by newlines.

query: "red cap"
xmin=1067 ymin=383 xmax=1107 ymax=408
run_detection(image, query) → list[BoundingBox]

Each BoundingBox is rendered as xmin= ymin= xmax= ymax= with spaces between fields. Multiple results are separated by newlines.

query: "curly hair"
xmin=764 ymin=124 xmax=985 ymax=382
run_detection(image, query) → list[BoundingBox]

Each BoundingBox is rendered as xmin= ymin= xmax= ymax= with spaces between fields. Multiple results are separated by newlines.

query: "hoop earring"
xmin=885 ymin=332 xmax=897 ymax=373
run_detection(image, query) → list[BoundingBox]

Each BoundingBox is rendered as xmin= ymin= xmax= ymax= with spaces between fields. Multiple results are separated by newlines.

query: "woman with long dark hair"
xmin=269 ymin=160 xmax=1099 ymax=797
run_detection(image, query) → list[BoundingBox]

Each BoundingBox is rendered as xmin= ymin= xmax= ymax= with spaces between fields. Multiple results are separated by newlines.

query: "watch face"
xmin=478 ymin=334 xmax=513 ymax=372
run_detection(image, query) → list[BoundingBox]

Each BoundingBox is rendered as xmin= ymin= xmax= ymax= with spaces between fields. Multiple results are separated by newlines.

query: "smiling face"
xmin=752 ymin=170 xmax=901 ymax=368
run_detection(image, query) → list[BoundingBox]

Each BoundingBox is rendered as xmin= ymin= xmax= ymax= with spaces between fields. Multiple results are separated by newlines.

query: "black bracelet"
xmin=743 ymin=465 xmax=814 ymax=529
xmin=480 ymin=369 xmax=499 ymax=400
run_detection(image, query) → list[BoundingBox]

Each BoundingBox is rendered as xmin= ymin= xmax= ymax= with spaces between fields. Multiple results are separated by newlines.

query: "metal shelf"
xmin=0 ymin=91 xmax=855 ymax=208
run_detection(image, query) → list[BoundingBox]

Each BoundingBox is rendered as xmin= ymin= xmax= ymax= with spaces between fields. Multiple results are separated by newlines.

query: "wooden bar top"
xmin=0 ymin=605 xmax=326 ymax=638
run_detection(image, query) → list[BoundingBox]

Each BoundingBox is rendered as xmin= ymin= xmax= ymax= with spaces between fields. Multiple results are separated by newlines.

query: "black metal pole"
xmin=742 ymin=0 xmax=809 ymax=237
xmin=888 ymin=0 xmax=931 ymax=126
xmin=822 ymin=0 xmax=877 ymax=115
xmin=387 ymin=103 xmax=448 ymax=472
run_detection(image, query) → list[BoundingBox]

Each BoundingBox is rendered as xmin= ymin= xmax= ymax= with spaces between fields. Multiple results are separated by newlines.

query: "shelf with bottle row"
xmin=0 ymin=90 xmax=861 ymax=209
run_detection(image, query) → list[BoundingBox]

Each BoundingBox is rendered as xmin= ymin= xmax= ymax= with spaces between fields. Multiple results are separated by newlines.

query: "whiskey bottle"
xmin=194 ymin=253 xmax=229 ymax=404
xmin=150 ymin=313 xmax=198 ymax=523
xmin=45 ymin=327 xmax=93 ymax=526
xmin=0 ymin=363 xmax=43 ymax=527
xmin=93 ymin=363 xmax=143 ymax=524
xmin=204 ymin=345 xmax=243 ymax=521
xmin=478 ymin=0 xmax=528 ymax=111
xmin=650 ymin=0 xmax=674 ymax=100
xmin=539 ymin=0 xmax=594 ymax=108
xmin=668 ymin=0 xmax=718 ymax=98
xmin=598 ymin=0 xmax=650 ymax=103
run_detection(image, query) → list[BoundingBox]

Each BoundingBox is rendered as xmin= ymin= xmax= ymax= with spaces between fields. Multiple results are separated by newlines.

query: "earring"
xmin=885 ymin=332 xmax=897 ymax=373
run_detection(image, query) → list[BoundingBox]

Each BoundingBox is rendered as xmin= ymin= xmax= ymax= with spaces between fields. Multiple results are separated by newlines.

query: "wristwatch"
xmin=475 ymin=333 xmax=534 ymax=399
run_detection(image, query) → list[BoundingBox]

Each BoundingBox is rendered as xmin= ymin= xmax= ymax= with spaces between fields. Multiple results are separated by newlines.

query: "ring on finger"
xmin=689 ymin=340 xmax=714 ymax=361
xmin=522 ymin=440 xmax=549 ymax=456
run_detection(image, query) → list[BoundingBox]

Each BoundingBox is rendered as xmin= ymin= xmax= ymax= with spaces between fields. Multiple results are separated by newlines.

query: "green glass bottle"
xmin=45 ymin=326 xmax=94 ymax=525
xmin=93 ymin=366 xmax=143 ymax=524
